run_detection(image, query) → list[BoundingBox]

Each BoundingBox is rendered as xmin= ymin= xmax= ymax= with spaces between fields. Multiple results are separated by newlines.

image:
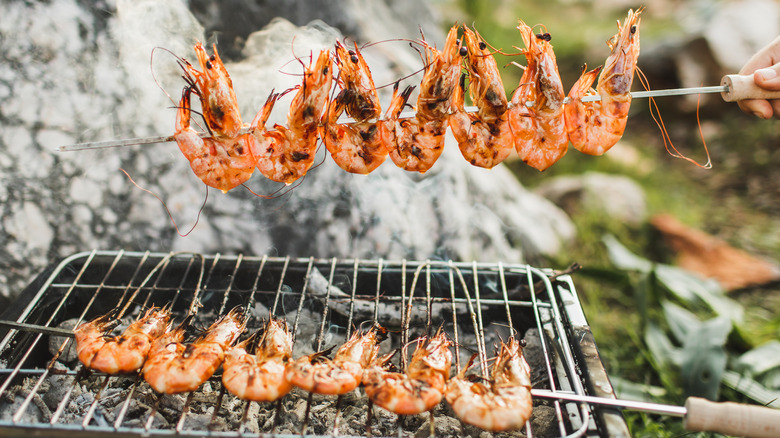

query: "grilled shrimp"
xmin=179 ymin=42 xmax=243 ymax=138
xmin=384 ymin=26 xmax=462 ymax=173
xmin=74 ymin=306 xmax=171 ymax=374
xmin=445 ymin=337 xmax=532 ymax=432
xmin=222 ymin=317 xmax=294 ymax=402
xmin=322 ymin=82 xmax=413 ymax=175
xmin=143 ymin=307 xmax=246 ymax=394
xmin=508 ymin=22 xmax=568 ymax=171
xmin=252 ymin=50 xmax=333 ymax=184
xmin=175 ymin=87 xmax=256 ymax=193
xmin=449 ymin=26 xmax=513 ymax=168
xmin=286 ymin=324 xmax=385 ymax=395
xmin=331 ymin=40 xmax=382 ymax=122
xmin=363 ymin=329 xmax=452 ymax=415
xmin=565 ymin=8 xmax=642 ymax=155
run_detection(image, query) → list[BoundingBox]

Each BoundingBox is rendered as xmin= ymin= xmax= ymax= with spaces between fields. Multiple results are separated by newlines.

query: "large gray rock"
xmin=0 ymin=0 xmax=575 ymax=302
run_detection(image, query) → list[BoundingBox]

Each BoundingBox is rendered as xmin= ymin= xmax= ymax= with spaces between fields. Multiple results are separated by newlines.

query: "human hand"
xmin=738 ymin=36 xmax=780 ymax=119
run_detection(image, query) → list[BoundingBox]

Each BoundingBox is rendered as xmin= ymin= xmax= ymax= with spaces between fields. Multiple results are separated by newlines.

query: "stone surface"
xmin=535 ymin=171 xmax=648 ymax=226
xmin=0 ymin=0 xmax=576 ymax=302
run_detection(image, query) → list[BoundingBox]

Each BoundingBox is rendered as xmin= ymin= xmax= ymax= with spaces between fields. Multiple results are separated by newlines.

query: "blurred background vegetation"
xmin=441 ymin=0 xmax=780 ymax=435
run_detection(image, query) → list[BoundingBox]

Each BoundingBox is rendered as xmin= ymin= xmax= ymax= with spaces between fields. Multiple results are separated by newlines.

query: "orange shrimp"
xmin=222 ymin=318 xmax=294 ymax=402
xmin=449 ymin=26 xmax=514 ymax=168
xmin=384 ymin=26 xmax=462 ymax=173
xmin=322 ymin=82 xmax=413 ymax=175
xmin=507 ymin=22 xmax=568 ymax=171
xmin=179 ymin=42 xmax=243 ymax=139
xmin=143 ymin=307 xmax=246 ymax=394
xmin=252 ymin=50 xmax=333 ymax=184
xmin=565 ymin=8 xmax=642 ymax=155
xmin=320 ymin=41 xmax=386 ymax=174
xmin=286 ymin=324 xmax=385 ymax=395
xmin=74 ymin=306 xmax=171 ymax=374
xmin=363 ymin=329 xmax=452 ymax=415
xmin=445 ymin=337 xmax=532 ymax=432
xmin=174 ymin=87 xmax=256 ymax=193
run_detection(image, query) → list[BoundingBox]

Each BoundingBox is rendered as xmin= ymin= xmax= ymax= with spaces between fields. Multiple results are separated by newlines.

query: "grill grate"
xmin=0 ymin=250 xmax=629 ymax=437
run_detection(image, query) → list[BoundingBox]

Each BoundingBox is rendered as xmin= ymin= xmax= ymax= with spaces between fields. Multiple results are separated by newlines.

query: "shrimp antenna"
xmin=150 ymin=46 xmax=186 ymax=107
xmin=469 ymin=25 xmax=521 ymax=57
xmin=119 ymin=168 xmax=207 ymax=237
xmin=636 ymin=67 xmax=711 ymax=169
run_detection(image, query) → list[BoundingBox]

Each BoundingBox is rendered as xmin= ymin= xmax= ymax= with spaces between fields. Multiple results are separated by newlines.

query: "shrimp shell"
xmin=222 ymin=318 xmax=294 ymax=402
xmin=175 ymin=87 xmax=255 ymax=193
xmin=363 ymin=330 xmax=452 ymax=415
xmin=143 ymin=307 xmax=246 ymax=394
xmin=564 ymin=8 xmax=642 ymax=155
xmin=179 ymin=42 xmax=243 ymax=139
xmin=445 ymin=337 xmax=532 ymax=432
xmin=74 ymin=306 xmax=171 ymax=374
xmin=508 ymin=21 xmax=568 ymax=171
xmin=286 ymin=324 xmax=384 ymax=395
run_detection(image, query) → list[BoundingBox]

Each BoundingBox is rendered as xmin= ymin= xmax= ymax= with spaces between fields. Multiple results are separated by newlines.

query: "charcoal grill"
xmin=0 ymin=250 xmax=629 ymax=437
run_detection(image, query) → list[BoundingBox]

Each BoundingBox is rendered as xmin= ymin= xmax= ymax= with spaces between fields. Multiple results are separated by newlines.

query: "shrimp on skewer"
xmin=175 ymin=87 xmax=256 ymax=193
xmin=449 ymin=26 xmax=514 ymax=168
xmin=143 ymin=307 xmax=246 ymax=394
xmin=252 ymin=50 xmax=333 ymax=184
xmin=385 ymin=26 xmax=463 ymax=174
xmin=286 ymin=324 xmax=385 ymax=395
xmin=179 ymin=42 xmax=243 ymax=139
xmin=508 ymin=22 xmax=568 ymax=171
xmin=363 ymin=329 xmax=452 ymax=415
xmin=445 ymin=337 xmax=532 ymax=432
xmin=565 ymin=8 xmax=642 ymax=155
xmin=322 ymin=81 xmax=414 ymax=175
xmin=222 ymin=317 xmax=294 ymax=402
xmin=74 ymin=306 xmax=171 ymax=374
xmin=321 ymin=41 xmax=387 ymax=174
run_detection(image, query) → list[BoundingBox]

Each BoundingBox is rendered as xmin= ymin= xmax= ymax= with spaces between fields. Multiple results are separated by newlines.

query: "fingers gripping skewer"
xmin=55 ymin=74 xmax=780 ymax=153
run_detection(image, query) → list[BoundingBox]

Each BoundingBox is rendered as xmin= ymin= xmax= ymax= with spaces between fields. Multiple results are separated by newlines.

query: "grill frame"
xmin=0 ymin=250 xmax=629 ymax=437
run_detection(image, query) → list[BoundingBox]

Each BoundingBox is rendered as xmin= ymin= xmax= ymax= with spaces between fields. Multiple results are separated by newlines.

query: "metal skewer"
xmin=54 ymin=74 xmax=779 ymax=153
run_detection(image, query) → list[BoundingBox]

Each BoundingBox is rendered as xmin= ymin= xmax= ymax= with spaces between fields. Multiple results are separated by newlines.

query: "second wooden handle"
xmin=684 ymin=397 xmax=780 ymax=438
xmin=721 ymin=74 xmax=780 ymax=102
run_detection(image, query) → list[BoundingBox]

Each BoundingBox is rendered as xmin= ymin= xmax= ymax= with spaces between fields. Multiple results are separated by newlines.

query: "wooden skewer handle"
xmin=684 ymin=397 xmax=780 ymax=438
xmin=721 ymin=74 xmax=780 ymax=102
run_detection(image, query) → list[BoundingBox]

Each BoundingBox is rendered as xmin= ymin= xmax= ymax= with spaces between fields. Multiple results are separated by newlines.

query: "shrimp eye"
xmin=350 ymin=54 xmax=359 ymax=63
xmin=205 ymin=60 xmax=213 ymax=69
xmin=459 ymin=46 xmax=468 ymax=57
xmin=209 ymin=54 xmax=216 ymax=62
xmin=544 ymin=33 xmax=552 ymax=41
xmin=478 ymin=41 xmax=487 ymax=50
xmin=348 ymin=49 xmax=356 ymax=56
xmin=630 ymin=25 xmax=637 ymax=34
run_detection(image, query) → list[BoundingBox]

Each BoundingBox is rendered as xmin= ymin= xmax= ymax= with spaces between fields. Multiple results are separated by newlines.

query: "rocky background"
xmin=1 ymin=0 xmax=778 ymax=304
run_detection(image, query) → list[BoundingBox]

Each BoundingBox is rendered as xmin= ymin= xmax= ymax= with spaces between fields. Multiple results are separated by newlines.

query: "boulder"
xmin=0 ymin=0 xmax=576 ymax=302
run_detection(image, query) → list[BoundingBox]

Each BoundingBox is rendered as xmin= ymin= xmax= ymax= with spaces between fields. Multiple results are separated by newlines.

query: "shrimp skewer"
xmin=286 ymin=324 xmax=385 ymax=395
xmin=74 ymin=306 xmax=172 ymax=374
xmin=564 ymin=8 xmax=642 ymax=155
xmin=174 ymin=87 xmax=256 ymax=193
xmin=385 ymin=26 xmax=463 ymax=174
xmin=321 ymin=42 xmax=389 ymax=174
xmin=508 ymin=22 xmax=568 ymax=171
xmin=363 ymin=329 xmax=452 ymax=415
xmin=449 ymin=26 xmax=514 ymax=168
xmin=179 ymin=42 xmax=243 ymax=139
xmin=252 ymin=50 xmax=333 ymax=184
xmin=143 ymin=307 xmax=246 ymax=394
xmin=222 ymin=317 xmax=294 ymax=402
xmin=445 ymin=337 xmax=532 ymax=432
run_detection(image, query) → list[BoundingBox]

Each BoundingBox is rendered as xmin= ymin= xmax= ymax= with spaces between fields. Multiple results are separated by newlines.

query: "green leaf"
xmin=603 ymin=234 xmax=653 ymax=272
xmin=644 ymin=323 xmax=683 ymax=369
xmin=661 ymin=300 xmax=701 ymax=343
xmin=679 ymin=316 xmax=731 ymax=400
xmin=734 ymin=340 xmax=780 ymax=378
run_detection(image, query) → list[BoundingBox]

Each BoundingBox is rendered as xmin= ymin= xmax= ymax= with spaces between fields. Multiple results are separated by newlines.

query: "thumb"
xmin=754 ymin=64 xmax=780 ymax=90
